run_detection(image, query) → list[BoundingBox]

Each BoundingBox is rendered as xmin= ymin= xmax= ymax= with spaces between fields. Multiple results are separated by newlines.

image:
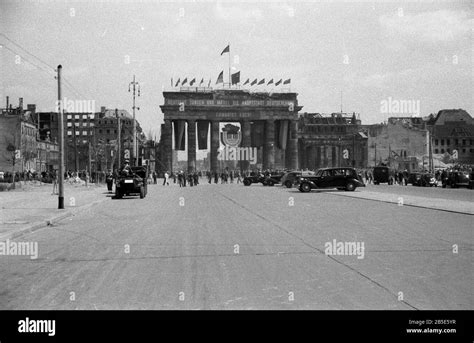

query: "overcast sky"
xmin=0 ymin=0 xmax=472 ymax=139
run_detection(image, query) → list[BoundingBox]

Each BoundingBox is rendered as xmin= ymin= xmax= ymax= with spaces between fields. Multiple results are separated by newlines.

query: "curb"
xmin=0 ymin=194 xmax=109 ymax=241
xmin=327 ymin=191 xmax=474 ymax=216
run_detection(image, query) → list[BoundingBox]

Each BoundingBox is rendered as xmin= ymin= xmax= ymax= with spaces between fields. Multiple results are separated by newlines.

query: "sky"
xmin=0 ymin=0 xmax=472 ymax=140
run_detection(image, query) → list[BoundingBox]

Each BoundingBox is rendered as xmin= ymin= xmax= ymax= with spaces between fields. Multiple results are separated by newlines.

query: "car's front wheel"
xmin=243 ymin=179 xmax=251 ymax=186
xmin=284 ymin=180 xmax=292 ymax=188
xmin=300 ymin=182 xmax=311 ymax=192
xmin=345 ymin=182 xmax=356 ymax=191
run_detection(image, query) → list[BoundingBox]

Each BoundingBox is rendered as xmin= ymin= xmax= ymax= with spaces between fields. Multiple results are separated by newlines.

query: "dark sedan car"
xmin=243 ymin=172 xmax=284 ymax=186
xmin=280 ymin=170 xmax=316 ymax=188
xmin=443 ymin=171 xmax=471 ymax=188
xmin=297 ymin=167 xmax=365 ymax=192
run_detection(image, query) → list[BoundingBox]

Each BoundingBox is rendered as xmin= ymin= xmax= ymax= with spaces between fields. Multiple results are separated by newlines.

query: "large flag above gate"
xmin=197 ymin=121 xmax=209 ymax=150
xmin=174 ymin=120 xmax=186 ymax=150
xmin=216 ymin=71 xmax=224 ymax=84
xmin=231 ymin=71 xmax=240 ymax=85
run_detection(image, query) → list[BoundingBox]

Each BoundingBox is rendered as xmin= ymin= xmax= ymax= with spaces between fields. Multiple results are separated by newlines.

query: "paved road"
xmin=0 ymin=182 xmax=472 ymax=310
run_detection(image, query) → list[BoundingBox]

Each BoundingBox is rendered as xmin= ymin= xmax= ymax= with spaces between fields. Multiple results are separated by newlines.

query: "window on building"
xmin=446 ymin=139 xmax=450 ymax=145
xmin=67 ymin=114 xmax=72 ymax=119
xmin=441 ymin=139 xmax=444 ymax=145
xmin=106 ymin=129 xmax=110 ymax=134
xmin=89 ymin=114 xmax=94 ymax=119
xmin=75 ymin=122 xmax=79 ymax=127
xmin=82 ymin=114 xmax=87 ymax=119
xmin=435 ymin=139 xmax=438 ymax=145
xmin=75 ymin=115 xmax=80 ymax=119
xmin=90 ymin=123 xmax=94 ymax=127
xmin=462 ymin=140 xmax=466 ymax=145
xmin=99 ymin=121 xmax=101 ymax=124
xmin=67 ymin=122 xmax=72 ymax=127
xmin=82 ymin=131 xmax=87 ymax=136
xmin=67 ymin=131 xmax=72 ymax=136
xmin=114 ymin=130 xmax=117 ymax=134
xmin=441 ymin=149 xmax=445 ymax=153
xmin=455 ymin=139 xmax=459 ymax=145
xmin=99 ymin=129 xmax=102 ymax=134
xmin=434 ymin=149 xmax=438 ymax=154
xmin=462 ymin=149 xmax=466 ymax=153
xmin=75 ymin=131 xmax=80 ymax=136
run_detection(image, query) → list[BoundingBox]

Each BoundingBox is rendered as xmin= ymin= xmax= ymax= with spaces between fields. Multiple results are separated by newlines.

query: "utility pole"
xmin=116 ymin=108 xmax=121 ymax=169
xmin=57 ymin=65 xmax=64 ymax=209
xmin=128 ymin=75 xmax=140 ymax=166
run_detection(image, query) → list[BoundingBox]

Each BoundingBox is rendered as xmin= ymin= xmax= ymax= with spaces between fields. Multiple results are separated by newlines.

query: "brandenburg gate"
xmin=159 ymin=89 xmax=302 ymax=172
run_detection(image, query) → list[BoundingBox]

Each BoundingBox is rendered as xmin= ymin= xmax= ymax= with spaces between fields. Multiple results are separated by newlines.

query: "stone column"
xmin=210 ymin=121 xmax=220 ymax=172
xmin=287 ymin=120 xmax=298 ymax=170
xmin=187 ymin=119 xmax=196 ymax=173
xmin=163 ymin=119 xmax=173 ymax=172
xmin=263 ymin=119 xmax=275 ymax=170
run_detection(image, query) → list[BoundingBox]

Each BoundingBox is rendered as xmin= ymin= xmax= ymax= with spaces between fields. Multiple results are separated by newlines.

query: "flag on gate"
xmin=171 ymin=78 xmax=173 ymax=87
xmin=216 ymin=71 xmax=224 ymax=84
xmin=190 ymin=78 xmax=196 ymax=86
xmin=258 ymin=78 xmax=265 ymax=85
xmin=221 ymin=44 xmax=230 ymax=55
xmin=231 ymin=71 xmax=240 ymax=85
xmin=208 ymin=78 xmax=211 ymax=87
xmin=182 ymin=77 xmax=188 ymax=86
xmin=283 ymin=78 xmax=291 ymax=84
xmin=243 ymin=78 xmax=250 ymax=85
xmin=175 ymin=78 xmax=180 ymax=87
xmin=199 ymin=78 xmax=204 ymax=86
xmin=251 ymin=78 xmax=257 ymax=86
xmin=267 ymin=79 xmax=273 ymax=85
xmin=275 ymin=79 xmax=282 ymax=86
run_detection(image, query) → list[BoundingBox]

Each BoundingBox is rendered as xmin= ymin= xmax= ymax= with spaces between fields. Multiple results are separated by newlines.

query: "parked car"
xmin=280 ymin=170 xmax=316 ymax=188
xmin=243 ymin=172 xmax=284 ymax=186
xmin=412 ymin=173 xmax=437 ymax=187
xmin=297 ymin=167 xmax=365 ymax=192
xmin=373 ymin=166 xmax=395 ymax=185
xmin=442 ymin=171 xmax=471 ymax=188
xmin=469 ymin=171 xmax=474 ymax=189
xmin=114 ymin=166 xmax=148 ymax=199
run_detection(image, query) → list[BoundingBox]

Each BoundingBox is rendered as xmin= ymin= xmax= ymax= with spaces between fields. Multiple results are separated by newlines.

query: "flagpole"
xmin=228 ymin=43 xmax=231 ymax=89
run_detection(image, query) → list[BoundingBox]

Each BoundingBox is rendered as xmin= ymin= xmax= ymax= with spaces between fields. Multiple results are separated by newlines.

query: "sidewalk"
xmin=0 ymin=182 xmax=110 ymax=240
xmin=329 ymin=190 xmax=474 ymax=215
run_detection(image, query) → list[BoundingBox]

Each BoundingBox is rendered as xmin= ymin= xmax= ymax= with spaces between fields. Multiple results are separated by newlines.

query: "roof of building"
xmin=431 ymin=109 xmax=473 ymax=125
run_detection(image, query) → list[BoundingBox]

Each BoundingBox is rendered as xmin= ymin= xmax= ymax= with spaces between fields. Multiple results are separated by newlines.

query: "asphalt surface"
xmin=0 ymin=181 xmax=472 ymax=310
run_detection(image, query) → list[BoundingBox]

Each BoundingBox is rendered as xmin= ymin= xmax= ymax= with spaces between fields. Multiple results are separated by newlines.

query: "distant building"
xmin=426 ymin=109 xmax=474 ymax=164
xmin=364 ymin=117 xmax=430 ymax=171
xmin=0 ymin=99 xmax=58 ymax=173
xmin=297 ymin=112 xmax=368 ymax=169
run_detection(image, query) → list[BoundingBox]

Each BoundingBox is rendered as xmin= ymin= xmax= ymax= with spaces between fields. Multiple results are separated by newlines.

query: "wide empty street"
xmin=0 ymin=182 xmax=472 ymax=310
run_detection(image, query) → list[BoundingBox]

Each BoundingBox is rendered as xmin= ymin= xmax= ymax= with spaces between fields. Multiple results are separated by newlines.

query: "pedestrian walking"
xmin=163 ymin=171 xmax=170 ymax=186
